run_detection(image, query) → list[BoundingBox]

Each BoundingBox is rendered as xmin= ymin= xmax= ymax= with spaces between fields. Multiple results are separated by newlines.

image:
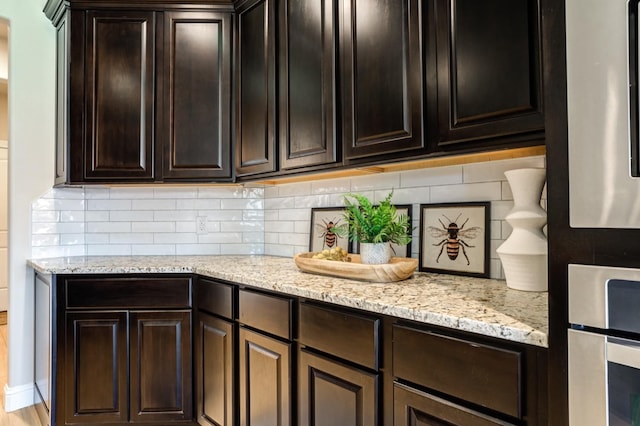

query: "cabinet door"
xmin=298 ymin=349 xmax=378 ymax=425
xmin=239 ymin=327 xmax=292 ymax=426
xmin=196 ymin=311 xmax=235 ymax=426
xmin=162 ymin=11 xmax=232 ymax=180
xmin=64 ymin=311 xmax=128 ymax=425
xmin=393 ymin=382 xmax=514 ymax=426
xmin=340 ymin=0 xmax=424 ymax=160
xmin=54 ymin=11 xmax=69 ymax=186
xmin=235 ymin=0 xmax=277 ymax=177
xmin=130 ymin=310 xmax=192 ymax=423
xmin=278 ymin=0 xmax=338 ymax=170
xmin=84 ymin=10 xmax=155 ymax=181
xmin=434 ymin=0 xmax=543 ymax=148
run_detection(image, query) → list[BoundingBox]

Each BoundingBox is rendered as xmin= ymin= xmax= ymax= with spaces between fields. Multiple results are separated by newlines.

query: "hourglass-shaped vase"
xmin=496 ymin=168 xmax=548 ymax=292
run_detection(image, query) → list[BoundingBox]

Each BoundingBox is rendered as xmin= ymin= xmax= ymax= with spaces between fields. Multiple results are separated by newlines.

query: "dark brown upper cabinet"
xmin=161 ymin=11 xmax=233 ymax=181
xmin=235 ymin=0 xmax=278 ymax=177
xmin=83 ymin=10 xmax=156 ymax=182
xmin=278 ymin=0 xmax=339 ymax=171
xmin=44 ymin=1 xmax=234 ymax=185
xmin=340 ymin=0 xmax=425 ymax=161
xmin=433 ymin=0 xmax=544 ymax=149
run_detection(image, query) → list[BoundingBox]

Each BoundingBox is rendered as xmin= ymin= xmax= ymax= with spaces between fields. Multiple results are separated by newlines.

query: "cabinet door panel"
xmin=84 ymin=11 xmax=155 ymax=181
xmin=239 ymin=327 xmax=291 ymax=425
xmin=236 ymin=0 xmax=277 ymax=176
xmin=196 ymin=312 xmax=235 ymax=426
xmin=434 ymin=0 xmax=543 ymax=146
xmin=64 ymin=311 xmax=128 ymax=424
xmin=393 ymin=382 xmax=514 ymax=426
xmin=299 ymin=349 xmax=378 ymax=425
xmin=130 ymin=310 xmax=192 ymax=422
xmin=279 ymin=0 xmax=338 ymax=170
xmin=341 ymin=0 xmax=424 ymax=160
xmin=163 ymin=12 xmax=232 ymax=180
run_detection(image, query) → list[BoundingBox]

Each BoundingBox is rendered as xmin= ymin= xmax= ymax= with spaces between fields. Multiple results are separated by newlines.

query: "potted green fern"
xmin=339 ymin=191 xmax=412 ymax=264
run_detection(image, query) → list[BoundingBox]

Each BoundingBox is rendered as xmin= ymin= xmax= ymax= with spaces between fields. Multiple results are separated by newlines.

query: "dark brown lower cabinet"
xmin=393 ymin=382 xmax=515 ymax=426
xmin=239 ymin=327 xmax=292 ymax=426
xmin=64 ymin=311 xmax=128 ymax=425
xmin=195 ymin=312 xmax=235 ymax=426
xmin=298 ymin=349 xmax=378 ymax=425
xmin=64 ymin=310 xmax=192 ymax=425
xmin=129 ymin=310 xmax=192 ymax=423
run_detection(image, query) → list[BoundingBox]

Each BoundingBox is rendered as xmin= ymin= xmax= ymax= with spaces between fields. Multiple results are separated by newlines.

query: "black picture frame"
xmin=419 ymin=202 xmax=490 ymax=278
xmin=309 ymin=207 xmax=350 ymax=253
xmin=351 ymin=204 xmax=414 ymax=258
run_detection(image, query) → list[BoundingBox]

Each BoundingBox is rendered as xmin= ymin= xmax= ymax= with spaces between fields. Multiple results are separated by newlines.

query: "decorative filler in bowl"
xmin=339 ymin=191 xmax=413 ymax=265
xmin=294 ymin=252 xmax=417 ymax=283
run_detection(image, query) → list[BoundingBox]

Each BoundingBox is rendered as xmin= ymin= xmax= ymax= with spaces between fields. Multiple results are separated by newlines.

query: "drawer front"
xmin=393 ymin=324 xmax=522 ymax=419
xmin=65 ymin=277 xmax=192 ymax=309
xmin=299 ymin=302 xmax=379 ymax=370
xmin=197 ymin=278 xmax=235 ymax=320
xmin=238 ymin=289 xmax=292 ymax=340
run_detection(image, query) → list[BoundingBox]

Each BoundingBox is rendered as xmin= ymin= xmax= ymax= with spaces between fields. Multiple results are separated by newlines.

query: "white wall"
xmin=0 ymin=0 xmax=55 ymax=411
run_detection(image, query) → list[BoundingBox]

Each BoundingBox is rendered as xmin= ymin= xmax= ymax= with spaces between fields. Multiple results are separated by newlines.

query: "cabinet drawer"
xmin=197 ymin=278 xmax=235 ymax=320
xmin=299 ymin=302 xmax=379 ymax=370
xmin=65 ymin=277 xmax=192 ymax=309
xmin=393 ymin=324 xmax=522 ymax=419
xmin=238 ymin=289 xmax=292 ymax=340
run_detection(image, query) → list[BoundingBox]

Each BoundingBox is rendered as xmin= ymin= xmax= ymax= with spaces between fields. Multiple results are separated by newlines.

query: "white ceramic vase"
xmin=496 ymin=168 xmax=548 ymax=292
xmin=360 ymin=242 xmax=392 ymax=264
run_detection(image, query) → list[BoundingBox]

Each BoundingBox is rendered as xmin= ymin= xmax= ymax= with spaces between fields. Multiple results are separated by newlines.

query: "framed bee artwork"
xmin=351 ymin=204 xmax=413 ymax=258
xmin=419 ymin=202 xmax=490 ymax=278
xmin=309 ymin=207 xmax=350 ymax=253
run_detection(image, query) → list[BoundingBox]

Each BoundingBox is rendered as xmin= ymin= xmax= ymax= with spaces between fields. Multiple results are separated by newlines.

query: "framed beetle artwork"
xmin=309 ymin=207 xmax=350 ymax=253
xmin=419 ymin=202 xmax=490 ymax=278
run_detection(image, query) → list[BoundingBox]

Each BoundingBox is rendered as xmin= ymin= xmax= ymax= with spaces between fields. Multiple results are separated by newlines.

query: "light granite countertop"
xmin=28 ymin=255 xmax=548 ymax=347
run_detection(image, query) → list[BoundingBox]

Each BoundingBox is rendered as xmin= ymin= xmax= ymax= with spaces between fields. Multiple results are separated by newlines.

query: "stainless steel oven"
xmin=568 ymin=264 xmax=640 ymax=425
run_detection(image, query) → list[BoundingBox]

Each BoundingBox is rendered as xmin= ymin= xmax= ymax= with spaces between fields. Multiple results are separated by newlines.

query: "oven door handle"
xmin=607 ymin=340 xmax=640 ymax=369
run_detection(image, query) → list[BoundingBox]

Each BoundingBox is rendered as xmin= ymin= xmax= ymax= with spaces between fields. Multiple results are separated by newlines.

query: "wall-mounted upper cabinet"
xmin=235 ymin=0 xmax=277 ymax=177
xmin=341 ymin=0 xmax=426 ymax=161
xmin=278 ymin=0 xmax=340 ymax=171
xmin=432 ymin=0 xmax=544 ymax=150
xmin=44 ymin=0 xmax=234 ymax=185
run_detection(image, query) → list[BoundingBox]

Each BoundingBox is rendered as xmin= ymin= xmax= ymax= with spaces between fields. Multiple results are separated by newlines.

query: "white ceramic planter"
xmin=360 ymin=242 xmax=392 ymax=264
xmin=496 ymin=168 xmax=548 ymax=292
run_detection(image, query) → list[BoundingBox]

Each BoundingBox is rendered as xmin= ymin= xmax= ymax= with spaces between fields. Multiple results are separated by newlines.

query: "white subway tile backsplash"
xmin=278 ymin=182 xmax=312 ymax=197
xmin=87 ymin=222 xmax=131 ymax=233
xmin=463 ymin=156 xmax=545 ymax=183
xmin=400 ymin=165 xmax=463 ymax=188
xmin=176 ymin=244 xmax=221 ymax=255
xmin=110 ymin=188 xmax=155 ymax=199
xmin=154 ymin=233 xmax=198 ymax=244
xmin=110 ymin=211 xmax=154 ymax=222
xmin=311 ymin=178 xmax=351 ymax=194
xmin=430 ymin=182 xmax=502 ymax=203
xmin=85 ymin=211 xmax=110 ymax=222
xmin=88 ymin=245 xmax=133 ymax=256
xmin=110 ymin=233 xmax=154 ymax=244
xmin=31 ymin=156 xmax=544 ymax=280
xmin=132 ymin=245 xmax=176 ymax=255
xmin=351 ymin=173 xmax=401 ymax=191
xmin=88 ymin=200 xmax=131 ymax=211
xmin=131 ymin=222 xmax=176 ymax=233
xmin=132 ymin=199 xmax=176 ymax=211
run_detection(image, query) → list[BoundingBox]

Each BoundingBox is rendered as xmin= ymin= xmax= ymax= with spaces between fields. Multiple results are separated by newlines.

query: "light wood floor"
xmin=0 ymin=322 xmax=41 ymax=425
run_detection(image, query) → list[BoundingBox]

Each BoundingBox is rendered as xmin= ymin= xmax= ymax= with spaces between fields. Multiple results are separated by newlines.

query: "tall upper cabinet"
xmin=432 ymin=0 xmax=544 ymax=150
xmin=43 ymin=0 xmax=234 ymax=185
xmin=341 ymin=0 xmax=425 ymax=161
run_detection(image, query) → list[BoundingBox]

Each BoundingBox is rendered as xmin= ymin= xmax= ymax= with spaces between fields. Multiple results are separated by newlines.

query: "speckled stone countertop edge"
xmin=28 ymin=255 xmax=548 ymax=348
